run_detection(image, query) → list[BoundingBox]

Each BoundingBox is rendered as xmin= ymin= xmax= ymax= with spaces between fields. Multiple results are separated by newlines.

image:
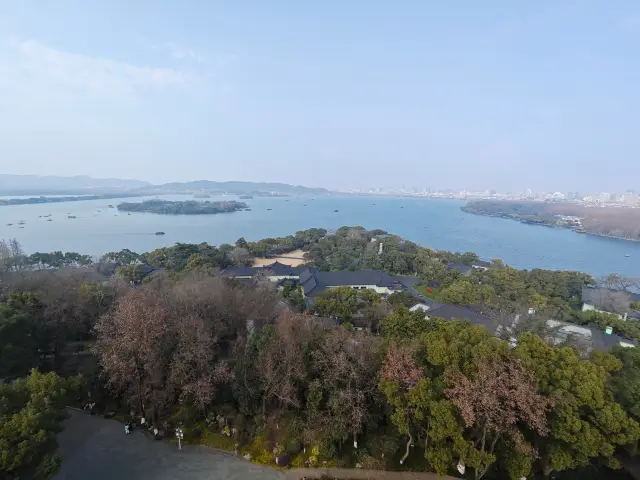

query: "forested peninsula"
xmin=117 ymin=199 xmax=248 ymax=215
xmin=462 ymin=199 xmax=640 ymax=241
xmin=2 ymin=226 xmax=640 ymax=480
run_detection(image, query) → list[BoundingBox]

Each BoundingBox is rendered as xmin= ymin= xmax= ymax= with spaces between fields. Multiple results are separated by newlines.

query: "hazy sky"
xmin=0 ymin=1 xmax=639 ymax=192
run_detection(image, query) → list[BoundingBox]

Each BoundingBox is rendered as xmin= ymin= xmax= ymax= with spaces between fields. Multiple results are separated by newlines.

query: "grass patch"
xmin=199 ymin=430 xmax=237 ymax=451
xmin=412 ymin=284 xmax=440 ymax=299
xmin=182 ymin=424 xmax=237 ymax=451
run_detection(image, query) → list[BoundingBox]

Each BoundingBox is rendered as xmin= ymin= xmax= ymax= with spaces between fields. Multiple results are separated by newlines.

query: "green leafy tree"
xmin=313 ymin=286 xmax=359 ymax=320
xmin=439 ymin=279 xmax=495 ymax=307
xmin=611 ymin=346 xmax=640 ymax=419
xmin=380 ymin=305 xmax=431 ymax=340
xmin=0 ymin=293 xmax=42 ymax=380
xmin=514 ymin=333 xmax=640 ymax=477
xmin=101 ymin=248 xmax=140 ymax=266
xmin=0 ymin=370 xmax=83 ymax=479
xmin=387 ymin=291 xmax=418 ymax=308
xmin=379 ymin=343 xmax=440 ymax=466
xmin=115 ymin=264 xmax=148 ymax=284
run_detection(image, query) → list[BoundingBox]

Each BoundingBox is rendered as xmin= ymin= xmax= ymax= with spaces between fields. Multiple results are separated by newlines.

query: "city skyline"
xmin=2 ymin=172 xmax=638 ymax=205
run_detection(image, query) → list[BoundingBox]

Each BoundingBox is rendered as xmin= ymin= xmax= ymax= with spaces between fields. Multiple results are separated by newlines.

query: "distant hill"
xmin=0 ymin=175 xmax=151 ymax=195
xmin=139 ymin=180 xmax=329 ymax=196
xmin=0 ymin=175 xmax=329 ymax=197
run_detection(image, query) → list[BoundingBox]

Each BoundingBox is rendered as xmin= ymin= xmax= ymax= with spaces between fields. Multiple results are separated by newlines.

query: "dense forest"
xmin=117 ymin=199 xmax=248 ymax=215
xmin=1 ymin=228 xmax=640 ymax=479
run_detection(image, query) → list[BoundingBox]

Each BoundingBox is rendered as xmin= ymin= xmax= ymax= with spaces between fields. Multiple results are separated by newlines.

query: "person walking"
xmin=125 ymin=422 xmax=131 ymax=435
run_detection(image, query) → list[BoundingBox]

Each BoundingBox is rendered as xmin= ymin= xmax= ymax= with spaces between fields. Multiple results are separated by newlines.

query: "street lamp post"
xmin=175 ymin=427 xmax=184 ymax=450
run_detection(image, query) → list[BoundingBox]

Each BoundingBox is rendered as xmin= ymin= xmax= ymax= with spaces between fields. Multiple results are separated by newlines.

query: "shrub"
xmin=285 ymin=438 xmax=302 ymax=456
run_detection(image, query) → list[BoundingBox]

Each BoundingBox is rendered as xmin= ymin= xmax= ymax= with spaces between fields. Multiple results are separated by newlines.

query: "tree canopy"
xmin=0 ymin=370 xmax=83 ymax=480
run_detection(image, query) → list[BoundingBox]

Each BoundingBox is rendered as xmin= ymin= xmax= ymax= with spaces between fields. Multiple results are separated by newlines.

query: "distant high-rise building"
xmin=599 ymin=192 xmax=611 ymax=202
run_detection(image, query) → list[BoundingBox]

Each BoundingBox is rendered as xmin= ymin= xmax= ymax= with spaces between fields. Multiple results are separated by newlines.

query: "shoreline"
xmin=0 ymin=193 xmax=143 ymax=206
xmin=462 ymin=209 xmax=640 ymax=244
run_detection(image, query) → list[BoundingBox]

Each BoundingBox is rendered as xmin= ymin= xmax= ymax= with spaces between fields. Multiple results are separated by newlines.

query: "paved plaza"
xmin=54 ymin=409 xmax=285 ymax=480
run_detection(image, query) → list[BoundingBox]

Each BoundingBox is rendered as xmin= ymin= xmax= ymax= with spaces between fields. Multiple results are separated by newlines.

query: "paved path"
xmin=55 ymin=409 xmax=457 ymax=480
xmin=54 ymin=409 xmax=284 ymax=480
xmin=285 ymin=468 xmax=458 ymax=479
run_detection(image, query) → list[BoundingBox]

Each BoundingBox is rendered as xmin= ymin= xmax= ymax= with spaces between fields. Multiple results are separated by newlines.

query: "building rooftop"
xmin=447 ymin=262 xmax=473 ymax=274
xmin=300 ymin=269 xmax=404 ymax=297
xmin=590 ymin=328 xmax=638 ymax=352
xmin=222 ymin=261 xmax=306 ymax=277
xmin=426 ymin=303 xmax=497 ymax=332
xmin=582 ymin=286 xmax=640 ymax=318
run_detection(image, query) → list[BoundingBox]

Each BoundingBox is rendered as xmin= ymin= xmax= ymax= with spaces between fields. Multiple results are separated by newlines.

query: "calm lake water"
xmin=1 ymin=194 xmax=639 ymax=277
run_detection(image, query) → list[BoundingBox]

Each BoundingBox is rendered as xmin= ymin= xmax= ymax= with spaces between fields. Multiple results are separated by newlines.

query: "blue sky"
xmin=0 ymin=1 xmax=638 ymax=191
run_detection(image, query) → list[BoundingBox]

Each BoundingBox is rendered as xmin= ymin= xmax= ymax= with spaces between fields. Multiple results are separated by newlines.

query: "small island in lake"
xmin=117 ymin=199 xmax=248 ymax=215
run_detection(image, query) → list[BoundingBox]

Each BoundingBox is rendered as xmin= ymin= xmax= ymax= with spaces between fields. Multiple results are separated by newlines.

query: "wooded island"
xmin=117 ymin=199 xmax=248 ymax=215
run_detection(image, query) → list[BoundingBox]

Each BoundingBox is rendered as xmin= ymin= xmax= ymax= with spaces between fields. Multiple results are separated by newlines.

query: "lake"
xmin=1 ymin=194 xmax=639 ymax=277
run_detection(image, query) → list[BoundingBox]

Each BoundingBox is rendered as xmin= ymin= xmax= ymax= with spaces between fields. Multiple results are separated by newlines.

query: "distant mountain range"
xmin=139 ymin=180 xmax=329 ymax=196
xmin=0 ymin=175 xmax=151 ymax=195
xmin=0 ymin=175 xmax=329 ymax=196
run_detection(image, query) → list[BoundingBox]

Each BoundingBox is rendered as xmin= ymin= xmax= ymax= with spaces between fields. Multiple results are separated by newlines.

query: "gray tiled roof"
xmin=590 ymin=328 xmax=639 ymax=352
xmin=222 ymin=266 xmax=260 ymax=276
xmin=447 ymin=262 xmax=473 ymax=274
xmin=301 ymin=274 xmax=318 ymax=296
xmin=222 ymin=261 xmax=306 ymax=277
xmin=427 ymin=304 xmax=497 ymax=333
xmin=302 ymin=270 xmax=403 ymax=297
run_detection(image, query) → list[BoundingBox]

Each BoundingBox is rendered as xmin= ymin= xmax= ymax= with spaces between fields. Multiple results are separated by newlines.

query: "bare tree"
xmin=594 ymin=276 xmax=635 ymax=314
xmin=254 ymin=311 xmax=312 ymax=422
xmin=94 ymin=288 xmax=176 ymax=420
xmin=168 ymin=312 xmax=232 ymax=411
xmin=0 ymin=238 xmax=25 ymax=272
xmin=446 ymin=357 xmax=553 ymax=480
xmin=379 ymin=342 xmax=425 ymax=464
xmin=229 ymin=247 xmax=252 ymax=266
xmin=598 ymin=274 xmax=640 ymax=294
xmin=311 ymin=327 xmax=380 ymax=447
